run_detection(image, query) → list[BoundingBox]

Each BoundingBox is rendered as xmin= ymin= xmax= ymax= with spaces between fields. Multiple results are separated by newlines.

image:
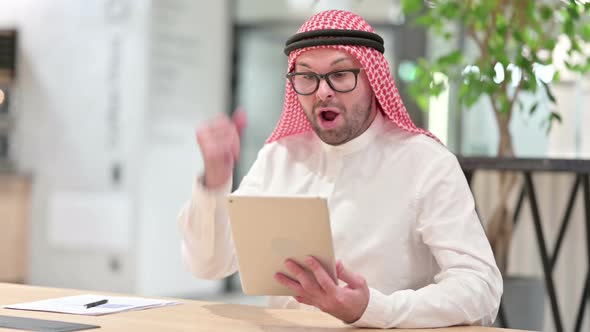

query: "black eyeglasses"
xmin=286 ymin=68 xmax=364 ymax=95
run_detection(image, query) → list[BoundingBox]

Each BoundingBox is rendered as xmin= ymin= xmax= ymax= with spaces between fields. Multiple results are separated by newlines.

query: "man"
xmin=178 ymin=10 xmax=502 ymax=329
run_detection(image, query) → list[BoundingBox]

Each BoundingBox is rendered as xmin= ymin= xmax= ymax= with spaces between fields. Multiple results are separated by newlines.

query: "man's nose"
xmin=315 ymin=78 xmax=334 ymax=100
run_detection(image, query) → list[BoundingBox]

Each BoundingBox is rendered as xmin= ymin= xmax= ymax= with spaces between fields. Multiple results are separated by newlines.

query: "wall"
xmin=0 ymin=0 xmax=228 ymax=297
xmin=236 ymin=0 xmax=405 ymax=24
xmin=136 ymin=0 xmax=229 ymax=296
xmin=0 ymin=0 xmax=143 ymax=293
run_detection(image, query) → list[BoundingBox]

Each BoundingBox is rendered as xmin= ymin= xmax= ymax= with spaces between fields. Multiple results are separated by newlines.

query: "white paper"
xmin=4 ymin=294 xmax=179 ymax=316
xmin=48 ymin=191 xmax=131 ymax=251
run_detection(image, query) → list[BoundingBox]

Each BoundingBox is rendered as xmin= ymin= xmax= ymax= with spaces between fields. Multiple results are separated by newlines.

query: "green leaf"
xmin=437 ymin=51 xmax=463 ymax=66
xmin=570 ymin=39 xmax=582 ymax=52
xmin=416 ymin=95 xmax=429 ymax=111
xmin=401 ymin=0 xmax=423 ymax=15
xmin=471 ymin=3 xmax=492 ymax=24
xmin=496 ymin=13 xmax=508 ymax=36
xmin=499 ymin=96 xmax=510 ymax=114
xmin=567 ymin=5 xmax=580 ymax=20
xmin=582 ymin=24 xmax=590 ymax=42
xmin=547 ymin=111 xmax=563 ymax=133
xmin=515 ymin=54 xmax=529 ymax=69
xmin=540 ymin=6 xmax=553 ymax=20
xmin=543 ymin=39 xmax=557 ymax=51
xmin=415 ymin=14 xmax=435 ymax=27
xmin=522 ymin=77 xmax=538 ymax=93
xmin=564 ymin=60 xmax=582 ymax=72
xmin=564 ymin=19 xmax=575 ymax=36
xmin=549 ymin=111 xmax=562 ymax=123
xmin=525 ymin=1 xmax=536 ymax=18
xmin=458 ymin=83 xmax=469 ymax=98
xmin=529 ymin=102 xmax=539 ymax=115
xmin=439 ymin=2 xmax=462 ymax=19
xmin=514 ymin=30 xmax=524 ymax=43
xmin=524 ymin=28 xmax=540 ymax=50
xmin=460 ymin=81 xmax=485 ymax=107
xmin=542 ymin=82 xmax=557 ymax=103
xmin=430 ymin=19 xmax=445 ymax=35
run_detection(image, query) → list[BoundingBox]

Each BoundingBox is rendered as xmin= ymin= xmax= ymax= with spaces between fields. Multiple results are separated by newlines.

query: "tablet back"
xmin=226 ymin=195 xmax=336 ymax=296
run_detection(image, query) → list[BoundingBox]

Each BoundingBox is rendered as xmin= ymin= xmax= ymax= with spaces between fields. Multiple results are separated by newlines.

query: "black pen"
xmin=84 ymin=299 xmax=108 ymax=309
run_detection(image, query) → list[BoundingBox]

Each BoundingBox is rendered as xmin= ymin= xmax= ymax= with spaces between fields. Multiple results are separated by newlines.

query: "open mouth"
xmin=317 ymin=110 xmax=341 ymax=129
xmin=320 ymin=110 xmax=339 ymax=122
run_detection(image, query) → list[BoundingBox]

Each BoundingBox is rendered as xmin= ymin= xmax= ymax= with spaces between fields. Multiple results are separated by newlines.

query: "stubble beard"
xmin=306 ymin=100 xmax=374 ymax=146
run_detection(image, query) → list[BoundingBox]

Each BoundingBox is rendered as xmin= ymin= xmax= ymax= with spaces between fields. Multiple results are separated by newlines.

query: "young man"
xmin=178 ymin=10 xmax=502 ymax=329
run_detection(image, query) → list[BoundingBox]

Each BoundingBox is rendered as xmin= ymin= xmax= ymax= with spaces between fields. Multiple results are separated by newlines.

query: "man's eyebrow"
xmin=296 ymin=62 xmax=312 ymax=69
xmin=331 ymin=57 xmax=352 ymax=66
xmin=295 ymin=57 xmax=353 ymax=69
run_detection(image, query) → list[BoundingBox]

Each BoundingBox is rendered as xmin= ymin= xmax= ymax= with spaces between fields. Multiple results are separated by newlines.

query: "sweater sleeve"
xmin=351 ymin=153 xmax=503 ymax=328
xmin=177 ymin=149 xmax=268 ymax=280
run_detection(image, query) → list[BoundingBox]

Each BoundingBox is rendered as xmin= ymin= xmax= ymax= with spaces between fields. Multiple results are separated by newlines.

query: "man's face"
xmin=293 ymin=49 xmax=377 ymax=145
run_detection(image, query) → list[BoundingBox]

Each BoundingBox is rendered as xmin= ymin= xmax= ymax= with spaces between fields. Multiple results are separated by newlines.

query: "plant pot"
xmin=494 ymin=276 xmax=545 ymax=331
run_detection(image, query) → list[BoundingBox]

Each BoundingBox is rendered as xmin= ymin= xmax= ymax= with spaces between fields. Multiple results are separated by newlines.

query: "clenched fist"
xmin=196 ymin=108 xmax=247 ymax=189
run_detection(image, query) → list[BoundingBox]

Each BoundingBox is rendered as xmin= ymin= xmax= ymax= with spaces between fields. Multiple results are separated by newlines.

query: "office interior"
xmin=0 ymin=1 xmax=588 ymax=332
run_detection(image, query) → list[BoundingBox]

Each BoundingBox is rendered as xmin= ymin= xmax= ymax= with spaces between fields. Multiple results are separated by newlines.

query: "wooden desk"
xmin=0 ymin=283 xmax=526 ymax=331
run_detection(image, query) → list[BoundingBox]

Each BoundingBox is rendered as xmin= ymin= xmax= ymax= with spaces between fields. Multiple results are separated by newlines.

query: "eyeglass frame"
xmin=285 ymin=68 xmax=364 ymax=96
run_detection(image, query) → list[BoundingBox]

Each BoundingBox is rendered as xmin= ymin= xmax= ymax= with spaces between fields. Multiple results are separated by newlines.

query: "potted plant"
xmin=401 ymin=0 xmax=590 ymax=329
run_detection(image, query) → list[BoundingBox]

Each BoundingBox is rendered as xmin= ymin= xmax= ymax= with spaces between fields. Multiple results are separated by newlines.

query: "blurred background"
xmin=0 ymin=1 xmax=588 ymax=332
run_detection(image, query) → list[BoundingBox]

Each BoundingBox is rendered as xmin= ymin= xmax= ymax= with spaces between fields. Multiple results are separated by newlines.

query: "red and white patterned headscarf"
xmin=266 ymin=10 xmax=438 ymax=144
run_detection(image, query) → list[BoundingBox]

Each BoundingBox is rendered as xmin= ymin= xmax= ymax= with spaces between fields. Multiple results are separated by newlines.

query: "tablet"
xmin=226 ymin=195 xmax=337 ymax=296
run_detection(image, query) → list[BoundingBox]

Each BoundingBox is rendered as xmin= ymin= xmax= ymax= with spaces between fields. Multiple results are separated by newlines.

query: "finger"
xmin=232 ymin=107 xmax=247 ymax=135
xmin=336 ymin=261 xmax=364 ymax=289
xmin=305 ymin=256 xmax=337 ymax=294
xmin=210 ymin=114 xmax=233 ymax=131
xmin=198 ymin=125 xmax=239 ymax=161
xmin=274 ymin=273 xmax=304 ymax=295
xmin=201 ymin=140 xmax=233 ymax=164
xmin=196 ymin=117 xmax=231 ymax=147
xmin=209 ymin=122 xmax=235 ymax=141
xmin=285 ymin=259 xmax=323 ymax=296
xmin=294 ymin=295 xmax=313 ymax=306
xmin=226 ymin=124 xmax=241 ymax=162
xmin=209 ymin=121 xmax=239 ymax=160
